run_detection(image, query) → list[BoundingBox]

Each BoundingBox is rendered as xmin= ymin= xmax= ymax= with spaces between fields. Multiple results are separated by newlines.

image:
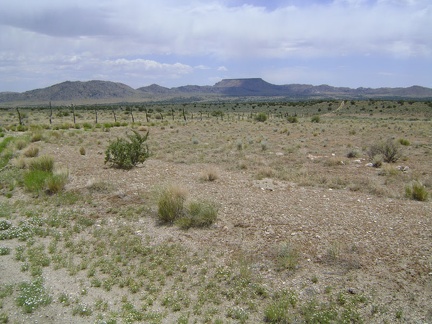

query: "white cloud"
xmin=0 ymin=0 xmax=431 ymax=90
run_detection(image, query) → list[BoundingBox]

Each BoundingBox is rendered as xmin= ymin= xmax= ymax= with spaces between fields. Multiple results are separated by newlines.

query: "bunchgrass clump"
xmin=200 ymin=167 xmax=219 ymax=182
xmin=23 ymin=170 xmax=51 ymax=193
xmin=46 ymin=170 xmax=69 ymax=194
xmin=28 ymin=155 xmax=54 ymax=172
xmin=16 ymin=278 xmax=52 ymax=313
xmin=405 ymin=181 xmax=428 ymax=201
xmin=276 ymin=242 xmax=299 ymax=271
xmin=264 ymin=290 xmax=297 ymax=323
xmin=15 ymin=139 xmax=29 ymax=150
xmin=176 ymin=201 xmax=218 ymax=229
xmin=24 ymin=146 xmax=39 ymax=158
xmin=157 ymin=185 xmax=187 ymax=224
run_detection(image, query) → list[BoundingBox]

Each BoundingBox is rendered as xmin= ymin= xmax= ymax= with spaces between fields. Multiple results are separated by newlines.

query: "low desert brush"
xmin=105 ymin=130 xmax=150 ymax=169
xmin=368 ymin=139 xmax=402 ymax=163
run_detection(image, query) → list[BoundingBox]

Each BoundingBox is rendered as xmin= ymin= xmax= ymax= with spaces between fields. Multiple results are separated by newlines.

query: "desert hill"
xmin=1 ymin=78 xmax=431 ymax=106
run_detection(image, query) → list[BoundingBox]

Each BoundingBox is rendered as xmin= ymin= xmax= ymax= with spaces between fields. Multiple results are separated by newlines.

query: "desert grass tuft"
xmin=28 ymin=155 xmax=54 ymax=172
xmin=176 ymin=200 xmax=218 ymax=229
xmin=405 ymin=181 xmax=428 ymax=201
xmin=157 ymin=185 xmax=188 ymax=224
xmin=275 ymin=242 xmax=299 ymax=271
xmin=24 ymin=146 xmax=39 ymax=158
xmin=46 ymin=170 xmax=69 ymax=194
xmin=200 ymin=166 xmax=219 ymax=182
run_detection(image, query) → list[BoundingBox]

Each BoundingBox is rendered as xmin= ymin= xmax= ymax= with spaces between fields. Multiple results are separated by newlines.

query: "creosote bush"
xmin=105 ymin=130 xmax=149 ymax=169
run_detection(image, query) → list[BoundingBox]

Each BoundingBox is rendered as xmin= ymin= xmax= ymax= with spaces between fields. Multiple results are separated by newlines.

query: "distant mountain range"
xmin=1 ymin=78 xmax=431 ymax=106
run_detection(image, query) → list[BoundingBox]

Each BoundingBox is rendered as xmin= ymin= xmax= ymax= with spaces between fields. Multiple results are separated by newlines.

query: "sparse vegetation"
xmin=16 ymin=278 xmax=52 ymax=313
xmin=0 ymin=100 xmax=430 ymax=323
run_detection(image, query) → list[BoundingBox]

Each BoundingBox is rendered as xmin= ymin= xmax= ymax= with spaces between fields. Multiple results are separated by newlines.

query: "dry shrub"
xmin=256 ymin=167 xmax=275 ymax=180
xmin=46 ymin=169 xmax=69 ymax=194
xmin=200 ymin=166 xmax=219 ymax=181
xmin=24 ymin=146 xmax=39 ymax=158
xmin=15 ymin=139 xmax=28 ymax=150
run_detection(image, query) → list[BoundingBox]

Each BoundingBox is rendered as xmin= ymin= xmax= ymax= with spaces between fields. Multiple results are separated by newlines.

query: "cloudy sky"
xmin=1 ymin=0 xmax=431 ymax=92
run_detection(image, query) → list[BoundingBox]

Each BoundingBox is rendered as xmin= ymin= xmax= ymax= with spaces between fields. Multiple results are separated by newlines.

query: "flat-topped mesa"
xmin=214 ymin=78 xmax=272 ymax=88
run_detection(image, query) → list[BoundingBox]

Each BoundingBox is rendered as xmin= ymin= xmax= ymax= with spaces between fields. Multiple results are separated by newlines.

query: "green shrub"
xmin=177 ymin=201 xmax=218 ymax=229
xmin=405 ymin=181 xmax=428 ymax=201
xmin=28 ymin=155 xmax=54 ymax=172
xmin=311 ymin=115 xmax=320 ymax=123
xmin=287 ymin=116 xmax=298 ymax=123
xmin=368 ymin=139 xmax=402 ymax=163
xmin=255 ymin=112 xmax=268 ymax=122
xmin=105 ymin=130 xmax=150 ymax=169
xmin=157 ymin=186 xmax=187 ymax=224
xmin=398 ymin=138 xmax=410 ymax=146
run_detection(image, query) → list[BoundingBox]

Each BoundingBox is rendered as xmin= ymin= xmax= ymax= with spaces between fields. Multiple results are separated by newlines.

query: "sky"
xmin=0 ymin=0 xmax=431 ymax=92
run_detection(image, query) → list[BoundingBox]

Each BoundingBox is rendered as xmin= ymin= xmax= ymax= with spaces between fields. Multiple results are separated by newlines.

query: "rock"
xmin=365 ymin=162 xmax=373 ymax=167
